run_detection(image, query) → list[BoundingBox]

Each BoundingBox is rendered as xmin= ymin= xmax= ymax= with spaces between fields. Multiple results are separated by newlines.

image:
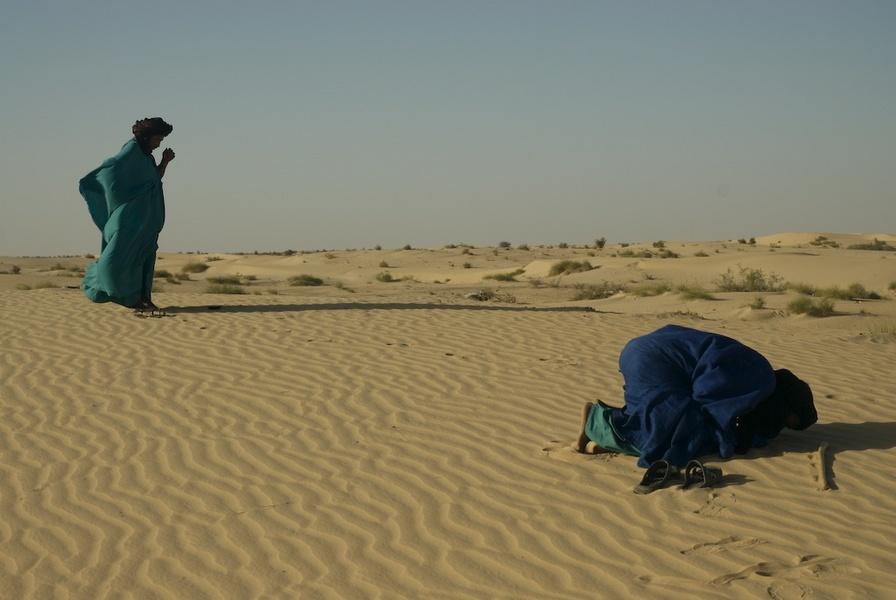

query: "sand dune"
xmin=2 ymin=233 xmax=895 ymax=598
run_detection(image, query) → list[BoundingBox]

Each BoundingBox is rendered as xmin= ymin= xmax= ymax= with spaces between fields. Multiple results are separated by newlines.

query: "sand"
xmin=2 ymin=233 xmax=895 ymax=599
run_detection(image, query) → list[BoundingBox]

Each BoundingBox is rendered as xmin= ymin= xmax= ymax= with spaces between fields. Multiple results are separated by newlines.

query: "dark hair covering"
xmin=734 ymin=369 xmax=817 ymax=452
xmin=132 ymin=117 xmax=173 ymax=142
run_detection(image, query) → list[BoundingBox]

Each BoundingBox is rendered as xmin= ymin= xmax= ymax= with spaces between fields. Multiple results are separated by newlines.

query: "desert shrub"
xmin=749 ymin=238 xmax=756 ymax=245
xmin=823 ymin=283 xmax=881 ymax=300
xmin=558 ymin=242 xmax=569 ymax=249
xmin=206 ymin=284 xmax=246 ymax=294
xmin=750 ymin=296 xmax=766 ymax=309
xmin=374 ymin=245 xmax=382 ymax=251
xmin=375 ymin=271 xmax=396 ymax=283
xmin=32 ymin=281 xmax=59 ymax=289
xmin=594 ymin=237 xmax=607 ymax=249
xmin=461 ymin=248 xmax=473 ymax=255
xmin=402 ymin=244 xmax=413 ymax=250
xmin=517 ymin=244 xmax=530 ymax=251
xmin=208 ymin=276 xmax=241 ymax=285
xmin=810 ymin=235 xmax=839 ymax=248
xmin=498 ymin=241 xmax=511 ymax=248
xmin=676 ymin=285 xmax=715 ymax=300
xmin=737 ymin=238 xmax=747 ymax=244
xmin=84 ymin=254 xmax=95 ymax=259
xmin=657 ymin=249 xmax=680 ymax=258
xmin=548 ymin=260 xmax=593 ymax=276
xmin=182 ymin=262 xmax=209 ymax=273
xmin=788 ymin=282 xmax=817 ymax=295
xmin=379 ymin=261 xmax=390 ymax=268
xmin=484 ymin=268 xmax=525 ymax=282
xmin=890 ymin=281 xmax=896 ymax=291
xmin=153 ymin=269 xmax=173 ymax=278
xmin=652 ymin=240 xmax=666 ymax=249
xmin=9 ymin=265 xmax=22 ymax=274
xmin=175 ymin=272 xmax=191 ymax=281
xmin=463 ymin=262 xmax=472 ymax=269
xmin=289 ymin=274 xmax=324 ymax=286
xmin=631 ymin=283 xmax=672 ymax=297
xmin=206 ymin=256 xmax=223 ymax=262
xmin=165 ymin=277 xmax=181 ymax=285
xmin=15 ymin=283 xmax=31 ymax=290
xmin=847 ymin=238 xmax=895 ymax=251
xmin=570 ymin=282 xmax=623 ymax=300
xmin=693 ymin=251 xmax=709 ymax=257
xmin=716 ymin=266 xmax=784 ymax=292
xmin=788 ymin=296 xmax=835 ymax=317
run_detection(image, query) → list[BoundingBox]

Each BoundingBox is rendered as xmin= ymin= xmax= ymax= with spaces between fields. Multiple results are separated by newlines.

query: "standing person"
xmin=80 ymin=117 xmax=175 ymax=310
xmin=573 ymin=325 xmax=817 ymax=471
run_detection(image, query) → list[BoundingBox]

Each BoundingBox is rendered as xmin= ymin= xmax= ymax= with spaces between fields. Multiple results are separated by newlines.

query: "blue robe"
xmin=610 ymin=325 xmax=776 ymax=467
xmin=80 ymin=139 xmax=165 ymax=307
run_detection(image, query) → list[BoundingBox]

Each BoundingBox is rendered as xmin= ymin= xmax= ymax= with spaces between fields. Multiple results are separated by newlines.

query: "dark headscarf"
xmin=735 ymin=369 xmax=817 ymax=452
xmin=132 ymin=117 xmax=173 ymax=142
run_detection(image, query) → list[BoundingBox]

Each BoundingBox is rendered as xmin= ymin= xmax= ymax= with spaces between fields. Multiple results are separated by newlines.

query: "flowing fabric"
xmin=80 ymin=139 xmax=165 ymax=307
xmin=609 ymin=325 xmax=776 ymax=468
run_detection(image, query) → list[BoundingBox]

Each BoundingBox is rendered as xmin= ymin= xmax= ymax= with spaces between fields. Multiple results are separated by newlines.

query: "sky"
xmin=1 ymin=1 xmax=894 ymax=255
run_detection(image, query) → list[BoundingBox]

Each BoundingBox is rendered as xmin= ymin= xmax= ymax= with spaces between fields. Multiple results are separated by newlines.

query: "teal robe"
xmin=80 ymin=139 xmax=165 ymax=307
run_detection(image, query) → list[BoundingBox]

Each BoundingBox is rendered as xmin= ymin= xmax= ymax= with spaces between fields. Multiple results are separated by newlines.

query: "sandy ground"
xmin=2 ymin=232 xmax=895 ymax=599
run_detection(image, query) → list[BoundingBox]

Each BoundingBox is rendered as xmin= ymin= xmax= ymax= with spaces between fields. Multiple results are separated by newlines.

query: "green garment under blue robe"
xmin=80 ymin=138 xmax=165 ymax=307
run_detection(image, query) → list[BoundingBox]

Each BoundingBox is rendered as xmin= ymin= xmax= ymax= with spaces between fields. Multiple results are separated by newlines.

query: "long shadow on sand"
xmin=164 ymin=302 xmax=618 ymax=315
xmin=722 ymin=421 xmax=896 ymax=490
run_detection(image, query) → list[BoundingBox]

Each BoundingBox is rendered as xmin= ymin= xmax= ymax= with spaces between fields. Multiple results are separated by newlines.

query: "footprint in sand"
xmin=693 ymin=491 xmax=736 ymax=516
xmin=680 ymin=535 xmax=765 ymax=555
xmin=540 ymin=440 xmax=617 ymax=462
xmin=767 ymin=581 xmax=812 ymax=600
xmin=711 ymin=554 xmax=859 ymax=586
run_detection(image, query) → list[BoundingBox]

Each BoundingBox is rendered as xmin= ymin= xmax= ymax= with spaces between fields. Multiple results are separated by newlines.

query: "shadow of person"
xmin=163 ymin=302 xmax=613 ymax=315
xmin=734 ymin=421 xmax=896 ymax=458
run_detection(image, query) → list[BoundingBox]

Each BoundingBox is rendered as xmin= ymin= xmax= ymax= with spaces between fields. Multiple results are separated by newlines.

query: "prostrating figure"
xmin=80 ymin=117 xmax=175 ymax=309
xmin=574 ymin=325 xmax=817 ymax=469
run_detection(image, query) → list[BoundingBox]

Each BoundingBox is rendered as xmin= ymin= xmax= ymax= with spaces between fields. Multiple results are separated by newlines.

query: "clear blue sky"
xmin=2 ymin=1 xmax=894 ymax=255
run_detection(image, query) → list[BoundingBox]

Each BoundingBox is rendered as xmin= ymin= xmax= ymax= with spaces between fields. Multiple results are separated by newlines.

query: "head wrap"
xmin=735 ymin=369 xmax=817 ymax=450
xmin=132 ymin=117 xmax=173 ymax=141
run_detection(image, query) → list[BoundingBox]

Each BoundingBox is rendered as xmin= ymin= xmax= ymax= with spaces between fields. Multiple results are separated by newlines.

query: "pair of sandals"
xmin=633 ymin=459 xmax=723 ymax=494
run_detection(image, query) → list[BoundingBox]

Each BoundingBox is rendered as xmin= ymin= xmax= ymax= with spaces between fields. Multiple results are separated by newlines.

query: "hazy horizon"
xmin=2 ymin=1 xmax=894 ymax=256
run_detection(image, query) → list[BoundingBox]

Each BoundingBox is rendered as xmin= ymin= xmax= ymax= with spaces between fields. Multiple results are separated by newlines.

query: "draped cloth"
xmin=80 ymin=139 xmax=165 ymax=307
xmin=609 ymin=325 xmax=777 ymax=468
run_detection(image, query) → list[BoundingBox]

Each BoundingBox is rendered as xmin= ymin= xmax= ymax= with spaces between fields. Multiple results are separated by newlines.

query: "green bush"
xmin=182 ymin=262 xmax=209 ymax=273
xmin=676 ymin=285 xmax=715 ymax=300
xmin=208 ymin=276 xmax=241 ymax=285
xmin=717 ymin=266 xmax=784 ymax=292
xmin=206 ymin=284 xmax=246 ymax=294
xmin=548 ymin=260 xmax=593 ymax=276
xmin=788 ymin=296 xmax=835 ymax=317
xmin=289 ymin=274 xmax=324 ymax=286
xmin=847 ymin=238 xmax=895 ymax=251
xmin=631 ymin=283 xmax=672 ymax=297
xmin=483 ymin=269 xmax=525 ymax=282
xmin=570 ymin=282 xmax=623 ymax=300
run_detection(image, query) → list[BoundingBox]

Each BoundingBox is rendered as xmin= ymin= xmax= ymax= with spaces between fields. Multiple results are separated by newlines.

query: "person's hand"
xmin=161 ymin=148 xmax=175 ymax=164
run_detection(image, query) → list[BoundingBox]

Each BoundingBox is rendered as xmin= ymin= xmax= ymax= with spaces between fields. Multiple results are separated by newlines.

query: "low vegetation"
xmin=570 ymin=282 xmax=623 ymax=300
xmin=788 ymin=296 xmax=835 ymax=317
xmin=749 ymin=296 xmax=766 ymax=309
xmin=289 ymin=274 xmax=324 ymax=286
xmin=205 ymin=284 xmax=246 ymax=294
xmin=548 ymin=260 xmax=593 ymax=276
xmin=631 ymin=283 xmax=673 ymax=297
xmin=181 ymin=261 xmax=210 ymax=274
xmin=483 ymin=268 xmax=525 ymax=282
xmin=676 ymin=285 xmax=716 ymax=300
xmin=716 ymin=266 xmax=784 ymax=292
xmin=847 ymin=238 xmax=895 ymax=251
xmin=809 ymin=235 xmax=840 ymax=248
xmin=375 ymin=271 xmax=397 ymax=283
xmin=787 ymin=282 xmax=881 ymax=300
xmin=693 ymin=251 xmax=709 ymax=257
xmin=207 ymin=276 xmax=242 ymax=285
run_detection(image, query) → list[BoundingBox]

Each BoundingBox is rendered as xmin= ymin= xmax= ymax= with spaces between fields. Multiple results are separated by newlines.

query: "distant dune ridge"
xmin=2 ymin=232 xmax=895 ymax=598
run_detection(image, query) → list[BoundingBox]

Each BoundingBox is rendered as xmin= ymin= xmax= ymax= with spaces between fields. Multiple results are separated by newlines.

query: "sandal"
xmin=633 ymin=460 xmax=682 ymax=494
xmin=682 ymin=460 xmax=723 ymax=489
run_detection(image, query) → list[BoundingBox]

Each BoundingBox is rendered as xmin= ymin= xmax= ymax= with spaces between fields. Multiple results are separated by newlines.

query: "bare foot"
xmin=572 ymin=402 xmax=606 ymax=454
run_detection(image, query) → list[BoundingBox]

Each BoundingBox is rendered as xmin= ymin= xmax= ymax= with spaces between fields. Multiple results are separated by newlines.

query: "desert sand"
xmin=2 ymin=232 xmax=895 ymax=599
